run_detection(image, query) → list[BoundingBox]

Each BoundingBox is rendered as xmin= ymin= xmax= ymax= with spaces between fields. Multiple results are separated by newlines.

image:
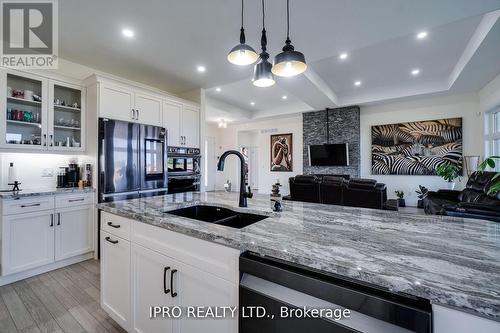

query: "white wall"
xmin=479 ymin=72 xmax=500 ymax=113
xmin=361 ymin=93 xmax=483 ymax=206
xmin=211 ymin=114 xmax=303 ymax=195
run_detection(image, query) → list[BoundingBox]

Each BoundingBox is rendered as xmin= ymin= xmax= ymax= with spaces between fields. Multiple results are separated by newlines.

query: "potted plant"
xmin=415 ymin=185 xmax=428 ymax=209
xmin=478 ymin=156 xmax=500 ymax=195
xmin=436 ymin=162 xmax=461 ymax=190
xmin=395 ymin=190 xmax=405 ymax=207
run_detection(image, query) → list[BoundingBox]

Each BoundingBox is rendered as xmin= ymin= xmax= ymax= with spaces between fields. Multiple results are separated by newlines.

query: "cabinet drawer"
xmin=101 ymin=211 xmax=131 ymax=240
xmin=2 ymin=196 xmax=54 ymax=215
xmin=55 ymin=193 xmax=94 ymax=208
xmin=132 ymin=220 xmax=239 ymax=283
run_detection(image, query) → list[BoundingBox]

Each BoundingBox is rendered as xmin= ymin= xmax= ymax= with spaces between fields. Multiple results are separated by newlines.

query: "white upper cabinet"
xmin=181 ymin=106 xmax=199 ymax=148
xmin=162 ymin=99 xmax=182 ymax=147
xmin=1 ymin=69 xmax=86 ymax=152
xmin=99 ymin=83 xmax=134 ymax=122
xmin=163 ymin=98 xmax=199 ymax=148
xmin=98 ymin=81 xmax=163 ymax=126
xmin=134 ymin=92 xmax=162 ymax=126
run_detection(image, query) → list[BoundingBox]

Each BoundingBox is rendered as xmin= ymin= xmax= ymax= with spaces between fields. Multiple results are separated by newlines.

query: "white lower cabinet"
xmin=1 ymin=211 xmax=55 ymax=275
xmin=0 ymin=194 xmax=94 ymax=281
xmin=101 ymin=212 xmax=239 ymax=333
xmin=101 ymin=231 xmax=131 ymax=330
xmin=55 ymin=205 xmax=93 ymax=260
xmin=132 ymin=244 xmax=176 ymax=333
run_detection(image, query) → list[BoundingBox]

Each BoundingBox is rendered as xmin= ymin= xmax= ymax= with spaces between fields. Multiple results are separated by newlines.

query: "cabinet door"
xmin=48 ymin=80 xmax=86 ymax=152
xmin=163 ymin=100 xmax=182 ymax=146
xmin=101 ymin=231 xmax=131 ymax=330
xmin=135 ymin=93 xmax=162 ymax=126
xmin=181 ymin=106 xmax=199 ymax=148
xmin=54 ymin=205 xmax=92 ymax=261
xmin=0 ymin=69 xmax=49 ymax=150
xmin=131 ymin=244 xmax=175 ymax=333
xmin=99 ymin=83 xmax=134 ymax=121
xmin=1 ymin=211 xmax=54 ymax=275
xmin=175 ymin=261 xmax=238 ymax=333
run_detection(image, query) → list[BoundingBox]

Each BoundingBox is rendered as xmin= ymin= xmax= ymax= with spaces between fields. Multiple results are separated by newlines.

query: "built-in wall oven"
xmin=167 ymin=146 xmax=201 ymax=194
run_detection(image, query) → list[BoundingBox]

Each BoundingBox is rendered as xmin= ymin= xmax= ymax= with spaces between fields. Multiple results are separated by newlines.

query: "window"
xmin=485 ymin=108 xmax=500 ymax=170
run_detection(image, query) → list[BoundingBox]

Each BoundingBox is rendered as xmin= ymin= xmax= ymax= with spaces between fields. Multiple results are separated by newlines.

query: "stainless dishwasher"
xmin=239 ymin=252 xmax=432 ymax=333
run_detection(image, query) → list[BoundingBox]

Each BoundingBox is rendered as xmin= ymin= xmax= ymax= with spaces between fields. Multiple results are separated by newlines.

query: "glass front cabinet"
xmin=0 ymin=69 xmax=86 ymax=152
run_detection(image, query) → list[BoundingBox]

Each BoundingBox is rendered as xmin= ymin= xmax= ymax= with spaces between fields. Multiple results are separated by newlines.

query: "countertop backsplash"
xmin=0 ymin=152 xmax=93 ymax=190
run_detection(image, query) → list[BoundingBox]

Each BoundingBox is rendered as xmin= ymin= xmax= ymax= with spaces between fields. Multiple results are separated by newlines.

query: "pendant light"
xmin=227 ymin=0 xmax=259 ymax=66
xmin=272 ymin=0 xmax=307 ymax=77
xmin=252 ymin=0 xmax=275 ymax=87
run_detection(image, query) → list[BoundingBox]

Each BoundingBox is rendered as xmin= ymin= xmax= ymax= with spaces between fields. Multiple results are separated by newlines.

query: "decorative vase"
xmin=447 ymin=182 xmax=456 ymax=190
xmin=398 ymin=199 xmax=406 ymax=207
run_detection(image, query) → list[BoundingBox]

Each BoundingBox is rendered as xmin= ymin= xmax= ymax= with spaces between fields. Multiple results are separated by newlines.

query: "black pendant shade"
xmin=272 ymin=0 xmax=307 ymax=77
xmin=227 ymin=0 xmax=258 ymax=66
xmin=253 ymin=0 xmax=275 ymax=87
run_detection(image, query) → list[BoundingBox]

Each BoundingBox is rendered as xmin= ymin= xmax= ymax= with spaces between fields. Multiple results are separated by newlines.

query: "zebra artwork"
xmin=371 ymin=118 xmax=463 ymax=175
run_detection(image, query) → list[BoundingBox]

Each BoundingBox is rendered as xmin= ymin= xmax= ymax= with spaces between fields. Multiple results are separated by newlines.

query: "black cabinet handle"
xmin=21 ymin=203 xmax=41 ymax=208
xmin=68 ymin=198 xmax=84 ymax=202
xmin=50 ymin=214 xmax=54 ymax=227
xmin=107 ymin=222 xmax=121 ymax=228
xmin=170 ymin=269 xmax=178 ymax=297
xmin=57 ymin=213 xmax=61 ymax=226
xmin=163 ymin=267 xmax=171 ymax=294
xmin=105 ymin=236 xmax=118 ymax=244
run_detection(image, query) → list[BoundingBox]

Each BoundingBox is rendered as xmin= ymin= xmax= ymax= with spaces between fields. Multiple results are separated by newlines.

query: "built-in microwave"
xmin=167 ymin=147 xmax=201 ymax=176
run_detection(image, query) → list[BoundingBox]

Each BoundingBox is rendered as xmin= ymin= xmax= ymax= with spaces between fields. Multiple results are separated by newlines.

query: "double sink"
xmin=163 ymin=205 xmax=268 ymax=229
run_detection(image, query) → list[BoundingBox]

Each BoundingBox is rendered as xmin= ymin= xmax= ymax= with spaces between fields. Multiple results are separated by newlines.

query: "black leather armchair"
xmin=288 ymin=175 xmax=321 ymax=203
xmin=343 ymin=179 xmax=387 ymax=210
xmin=320 ymin=176 xmax=346 ymax=205
xmin=424 ymin=171 xmax=500 ymax=222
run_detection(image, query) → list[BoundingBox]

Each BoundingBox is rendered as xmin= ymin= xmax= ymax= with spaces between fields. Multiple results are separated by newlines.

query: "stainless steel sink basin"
xmin=164 ymin=205 xmax=268 ymax=229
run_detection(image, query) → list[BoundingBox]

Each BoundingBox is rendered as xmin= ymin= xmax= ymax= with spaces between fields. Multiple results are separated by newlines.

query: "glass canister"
xmin=6 ymin=108 xmax=12 ymax=120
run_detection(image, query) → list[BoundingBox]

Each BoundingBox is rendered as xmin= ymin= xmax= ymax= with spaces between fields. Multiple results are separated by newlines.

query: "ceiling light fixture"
xmin=122 ymin=28 xmax=134 ymax=38
xmin=411 ymin=69 xmax=420 ymax=76
xmin=354 ymin=81 xmax=362 ymax=86
xmin=197 ymin=65 xmax=206 ymax=73
xmin=339 ymin=53 xmax=348 ymax=60
xmin=416 ymin=31 xmax=428 ymax=40
xmin=215 ymin=87 xmax=221 ymax=92
xmin=227 ymin=0 xmax=259 ymax=66
xmin=272 ymin=0 xmax=307 ymax=77
xmin=282 ymin=95 xmax=287 ymax=100
xmin=253 ymin=0 xmax=275 ymax=87
xmin=218 ymin=119 xmax=228 ymax=128
xmin=250 ymin=101 xmax=255 ymax=106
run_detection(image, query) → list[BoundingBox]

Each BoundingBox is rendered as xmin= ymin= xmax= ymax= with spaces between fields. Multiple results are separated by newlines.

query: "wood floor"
xmin=0 ymin=260 xmax=126 ymax=333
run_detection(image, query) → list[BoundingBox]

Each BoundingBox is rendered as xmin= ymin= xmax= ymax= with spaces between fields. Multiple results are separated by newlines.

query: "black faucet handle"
xmin=246 ymin=186 xmax=253 ymax=198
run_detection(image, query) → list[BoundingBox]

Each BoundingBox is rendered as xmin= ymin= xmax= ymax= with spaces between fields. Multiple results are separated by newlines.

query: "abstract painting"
xmin=271 ymin=133 xmax=293 ymax=172
xmin=371 ymin=118 xmax=462 ymax=175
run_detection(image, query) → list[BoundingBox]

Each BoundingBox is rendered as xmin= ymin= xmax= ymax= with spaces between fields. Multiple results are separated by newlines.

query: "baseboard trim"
xmin=0 ymin=252 xmax=94 ymax=286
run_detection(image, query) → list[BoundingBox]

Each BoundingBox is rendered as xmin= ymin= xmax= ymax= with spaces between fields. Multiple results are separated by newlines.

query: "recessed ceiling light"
xmin=416 ymin=31 xmax=428 ymax=40
xmin=339 ymin=53 xmax=348 ymax=60
xmin=197 ymin=65 xmax=206 ymax=73
xmin=250 ymin=102 xmax=255 ymax=106
xmin=411 ymin=69 xmax=420 ymax=76
xmin=215 ymin=87 xmax=221 ymax=92
xmin=122 ymin=28 xmax=135 ymax=38
xmin=282 ymin=95 xmax=287 ymax=100
xmin=354 ymin=81 xmax=362 ymax=87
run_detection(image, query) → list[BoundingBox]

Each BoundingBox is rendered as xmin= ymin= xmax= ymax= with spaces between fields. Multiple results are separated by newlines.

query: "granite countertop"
xmin=0 ymin=187 xmax=95 ymax=199
xmin=98 ymin=191 xmax=500 ymax=321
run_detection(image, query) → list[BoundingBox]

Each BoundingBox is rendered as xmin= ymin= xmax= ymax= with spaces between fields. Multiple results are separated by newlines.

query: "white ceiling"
xmin=58 ymin=0 xmax=500 ymax=123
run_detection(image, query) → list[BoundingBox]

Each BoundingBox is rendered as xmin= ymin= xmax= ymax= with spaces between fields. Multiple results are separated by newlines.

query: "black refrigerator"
xmin=98 ymin=118 xmax=168 ymax=203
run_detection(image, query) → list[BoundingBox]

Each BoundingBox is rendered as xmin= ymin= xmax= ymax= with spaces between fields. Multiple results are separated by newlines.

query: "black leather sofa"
xmin=288 ymin=175 xmax=394 ymax=210
xmin=423 ymin=171 xmax=500 ymax=222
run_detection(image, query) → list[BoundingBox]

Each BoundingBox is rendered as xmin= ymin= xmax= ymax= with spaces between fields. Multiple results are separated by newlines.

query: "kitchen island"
xmin=98 ymin=191 xmax=500 ymax=332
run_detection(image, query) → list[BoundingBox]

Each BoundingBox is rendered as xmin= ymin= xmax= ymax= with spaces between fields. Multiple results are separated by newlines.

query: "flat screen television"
xmin=308 ymin=143 xmax=349 ymax=166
